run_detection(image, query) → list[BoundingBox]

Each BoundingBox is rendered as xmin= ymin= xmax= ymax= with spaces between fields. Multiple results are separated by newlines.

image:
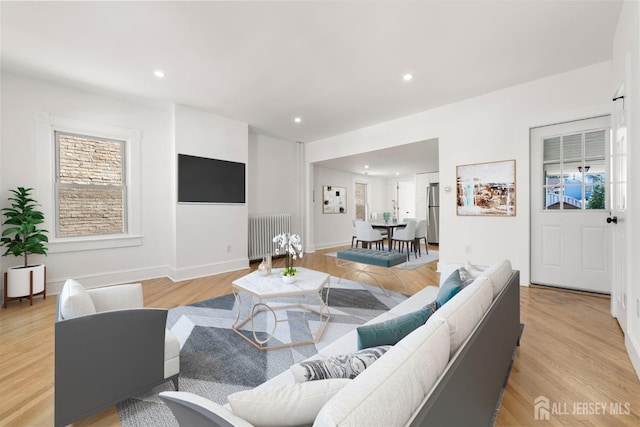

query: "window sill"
xmin=48 ymin=235 xmax=143 ymax=254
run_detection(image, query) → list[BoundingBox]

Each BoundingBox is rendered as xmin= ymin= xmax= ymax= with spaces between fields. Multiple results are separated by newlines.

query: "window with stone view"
xmin=55 ymin=131 xmax=126 ymax=237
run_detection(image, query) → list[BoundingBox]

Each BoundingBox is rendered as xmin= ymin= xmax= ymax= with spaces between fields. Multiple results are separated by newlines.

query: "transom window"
xmin=55 ymin=131 xmax=127 ymax=237
xmin=542 ymin=129 xmax=607 ymax=210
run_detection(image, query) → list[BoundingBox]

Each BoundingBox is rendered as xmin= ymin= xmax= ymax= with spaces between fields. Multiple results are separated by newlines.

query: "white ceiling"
xmin=0 ymin=1 xmax=622 ymax=178
xmin=315 ymin=138 xmax=439 ymax=179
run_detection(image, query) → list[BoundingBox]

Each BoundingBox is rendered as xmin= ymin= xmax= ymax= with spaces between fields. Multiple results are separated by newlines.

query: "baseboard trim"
xmin=312 ymin=240 xmax=352 ymax=251
xmin=47 ymin=265 xmax=171 ymax=295
xmin=46 ymin=258 xmax=251 ymax=295
xmin=625 ymin=334 xmax=640 ymax=379
xmin=168 ymin=258 xmax=249 ymax=282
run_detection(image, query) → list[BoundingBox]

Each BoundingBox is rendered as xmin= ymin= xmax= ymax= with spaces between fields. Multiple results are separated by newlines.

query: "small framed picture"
xmin=322 ymin=185 xmax=346 ymax=214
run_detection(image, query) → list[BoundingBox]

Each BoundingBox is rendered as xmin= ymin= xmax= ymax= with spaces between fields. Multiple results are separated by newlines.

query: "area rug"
xmin=117 ymin=277 xmax=408 ymax=426
xmin=325 ymin=248 xmax=439 ymax=270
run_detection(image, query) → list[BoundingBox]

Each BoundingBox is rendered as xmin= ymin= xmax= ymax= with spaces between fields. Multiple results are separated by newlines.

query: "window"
xmin=355 ymin=182 xmax=367 ymax=220
xmin=55 ymin=131 xmax=127 ymax=237
xmin=542 ymin=129 xmax=607 ymax=210
xmin=36 ymin=112 xmax=141 ymax=253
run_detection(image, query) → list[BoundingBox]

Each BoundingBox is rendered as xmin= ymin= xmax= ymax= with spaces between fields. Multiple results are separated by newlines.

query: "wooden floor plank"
xmin=0 ymin=246 xmax=638 ymax=426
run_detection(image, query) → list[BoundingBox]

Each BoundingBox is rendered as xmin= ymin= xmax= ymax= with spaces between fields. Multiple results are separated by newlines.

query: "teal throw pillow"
xmin=357 ymin=307 xmax=431 ymax=350
xmin=436 ymin=269 xmax=462 ymax=307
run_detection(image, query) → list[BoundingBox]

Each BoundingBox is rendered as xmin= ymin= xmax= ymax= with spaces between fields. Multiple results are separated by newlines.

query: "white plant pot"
xmin=6 ymin=264 xmax=46 ymax=297
xmin=282 ymin=275 xmax=296 ymax=284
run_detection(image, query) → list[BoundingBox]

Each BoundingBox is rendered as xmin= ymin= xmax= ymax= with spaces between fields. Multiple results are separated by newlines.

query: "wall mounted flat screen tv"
xmin=178 ymin=154 xmax=246 ymax=204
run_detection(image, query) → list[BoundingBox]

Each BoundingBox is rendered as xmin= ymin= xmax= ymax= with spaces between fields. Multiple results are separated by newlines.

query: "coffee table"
xmin=231 ymin=267 xmax=331 ymax=350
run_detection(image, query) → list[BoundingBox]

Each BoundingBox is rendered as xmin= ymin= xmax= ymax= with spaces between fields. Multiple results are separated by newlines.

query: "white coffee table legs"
xmin=232 ymin=289 xmax=331 ymax=351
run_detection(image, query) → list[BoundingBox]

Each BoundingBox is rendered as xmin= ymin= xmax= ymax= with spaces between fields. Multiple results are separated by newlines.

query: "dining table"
xmin=368 ymin=221 xmax=407 ymax=251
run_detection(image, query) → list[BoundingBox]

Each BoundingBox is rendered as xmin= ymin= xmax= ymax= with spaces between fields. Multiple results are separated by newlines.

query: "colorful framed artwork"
xmin=456 ymin=160 xmax=516 ymax=216
xmin=322 ymin=185 xmax=346 ymax=214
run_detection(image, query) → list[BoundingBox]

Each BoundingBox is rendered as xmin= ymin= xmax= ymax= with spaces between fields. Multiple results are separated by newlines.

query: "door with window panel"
xmin=531 ymin=116 xmax=611 ymax=293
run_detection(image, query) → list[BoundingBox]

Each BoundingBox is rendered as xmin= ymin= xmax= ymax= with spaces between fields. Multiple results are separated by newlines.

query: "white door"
xmin=611 ymin=90 xmax=628 ymax=331
xmin=530 ymin=116 xmax=611 ymax=293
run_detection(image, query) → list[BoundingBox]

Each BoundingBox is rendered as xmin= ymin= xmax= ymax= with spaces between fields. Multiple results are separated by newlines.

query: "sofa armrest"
xmin=55 ymin=308 xmax=167 ymax=426
xmin=159 ymin=391 xmax=254 ymax=427
xmin=87 ymin=283 xmax=144 ymax=312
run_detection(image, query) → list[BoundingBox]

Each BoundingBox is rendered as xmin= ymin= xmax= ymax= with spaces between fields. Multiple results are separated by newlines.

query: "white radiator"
xmin=248 ymin=214 xmax=291 ymax=261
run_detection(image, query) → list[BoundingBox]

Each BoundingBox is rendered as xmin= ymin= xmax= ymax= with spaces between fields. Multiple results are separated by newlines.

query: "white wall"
xmin=305 ymin=62 xmax=612 ymax=285
xmin=313 ymin=166 xmax=389 ymax=249
xmin=613 ymin=0 xmax=640 ymax=377
xmin=172 ymin=105 xmax=249 ymax=281
xmin=247 ymin=132 xmax=298 ymax=224
xmin=0 ymin=74 xmax=286 ymax=293
xmin=0 ymin=72 xmax=173 ymax=293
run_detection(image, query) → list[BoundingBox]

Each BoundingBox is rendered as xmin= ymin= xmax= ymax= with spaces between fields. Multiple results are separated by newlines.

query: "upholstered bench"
xmin=337 ymin=248 xmax=407 ymax=267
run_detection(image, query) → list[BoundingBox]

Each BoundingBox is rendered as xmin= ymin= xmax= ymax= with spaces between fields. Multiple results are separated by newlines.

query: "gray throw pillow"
xmin=290 ymin=345 xmax=391 ymax=382
xmin=424 ymin=299 xmax=439 ymax=315
xmin=458 ymin=267 xmax=475 ymax=288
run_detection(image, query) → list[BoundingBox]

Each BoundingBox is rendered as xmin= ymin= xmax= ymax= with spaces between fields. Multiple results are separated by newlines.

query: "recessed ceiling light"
xmin=395 ymin=172 xmax=400 ymax=176
xmin=364 ymin=165 xmax=369 ymax=169
xmin=403 ymin=73 xmax=413 ymax=81
xmin=154 ymin=70 xmax=165 ymax=78
xmin=294 ymin=117 xmax=302 ymax=123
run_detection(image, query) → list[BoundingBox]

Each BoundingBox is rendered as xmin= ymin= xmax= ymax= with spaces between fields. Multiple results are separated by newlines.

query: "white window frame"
xmin=36 ymin=112 xmax=142 ymax=253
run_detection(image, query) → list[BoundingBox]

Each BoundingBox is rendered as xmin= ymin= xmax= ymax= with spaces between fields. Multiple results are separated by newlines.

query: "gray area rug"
xmin=118 ymin=277 xmax=408 ymax=426
xmin=326 ymin=248 xmax=439 ymax=270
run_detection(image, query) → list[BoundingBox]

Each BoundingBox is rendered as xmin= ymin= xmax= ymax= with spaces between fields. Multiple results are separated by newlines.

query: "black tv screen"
xmin=178 ymin=154 xmax=246 ymax=204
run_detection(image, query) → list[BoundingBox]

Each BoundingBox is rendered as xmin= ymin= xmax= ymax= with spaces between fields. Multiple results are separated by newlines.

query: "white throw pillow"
xmin=479 ymin=259 xmax=513 ymax=298
xmin=228 ymin=379 xmax=351 ymax=427
xmin=315 ymin=319 xmax=450 ymax=427
xmin=59 ymin=279 xmax=96 ymax=319
xmin=463 ymin=260 xmax=488 ymax=278
xmin=429 ymin=276 xmax=493 ymax=358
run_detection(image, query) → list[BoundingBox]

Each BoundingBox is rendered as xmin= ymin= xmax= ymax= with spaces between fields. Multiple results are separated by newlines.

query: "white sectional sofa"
xmin=160 ymin=260 xmax=520 ymax=427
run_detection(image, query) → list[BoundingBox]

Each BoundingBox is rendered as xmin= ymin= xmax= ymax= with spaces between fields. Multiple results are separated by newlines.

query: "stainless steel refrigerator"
xmin=427 ymin=183 xmax=439 ymax=245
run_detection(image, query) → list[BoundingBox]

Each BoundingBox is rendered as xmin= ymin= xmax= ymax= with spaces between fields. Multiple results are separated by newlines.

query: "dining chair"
xmin=355 ymin=220 xmax=385 ymax=250
xmin=414 ymin=219 xmax=428 ymax=256
xmin=351 ymin=220 xmax=358 ymax=248
xmin=391 ymin=220 xmax=417 ymax=261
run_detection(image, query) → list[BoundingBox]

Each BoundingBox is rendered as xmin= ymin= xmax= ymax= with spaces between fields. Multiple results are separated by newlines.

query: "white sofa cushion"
xmin=429 ymin=276 xmax=493 ymax=358
xmin=87 ymin=283 xmax=144 ymax=312
xmin=314 ymin=318 xmax=450 ymax=427
xmin=479 ymin=259 xmax=513 ymax=298
xmin=228 ymin=379 xmax=351 ymax=427
xmin=59 ymin=279 xmax=96 ymax=319
xmin=164 ymin=328 xmax=181 ymax=378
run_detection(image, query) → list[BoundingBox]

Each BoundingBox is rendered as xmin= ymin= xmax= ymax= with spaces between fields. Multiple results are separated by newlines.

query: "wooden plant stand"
xmin=3 ymin=267 xmax=47 ymax=308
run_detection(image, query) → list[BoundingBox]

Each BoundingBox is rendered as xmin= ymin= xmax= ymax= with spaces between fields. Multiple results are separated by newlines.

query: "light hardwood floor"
xmin=1 ymin=246 xmax=638 ymax=426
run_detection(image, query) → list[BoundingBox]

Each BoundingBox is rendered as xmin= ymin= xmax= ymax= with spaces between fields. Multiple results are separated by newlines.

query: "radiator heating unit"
xmin=248 ymin=214 xmax=291 ymax=261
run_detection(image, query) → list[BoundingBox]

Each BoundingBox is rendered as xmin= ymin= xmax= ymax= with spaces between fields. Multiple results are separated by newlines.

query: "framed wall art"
xmin=322 ymin=185 xmax=346 ymax=214
xmin=456 ymin=160 xmax=516 ymax=216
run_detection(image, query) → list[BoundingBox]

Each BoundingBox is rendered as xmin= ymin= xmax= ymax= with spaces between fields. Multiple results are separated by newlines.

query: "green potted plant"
xmin=1 ymin=187 xmax=48 ymax=307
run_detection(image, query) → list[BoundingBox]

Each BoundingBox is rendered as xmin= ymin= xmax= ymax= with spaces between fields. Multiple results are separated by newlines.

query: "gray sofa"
xmin=54 ymin=279 xmax=180 ymax=426
xmin=159 ymin=260 xmax=520 ymax=426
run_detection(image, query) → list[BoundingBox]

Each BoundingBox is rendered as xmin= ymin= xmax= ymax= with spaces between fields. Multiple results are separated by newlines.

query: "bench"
xmin=335 ymin=248 xmax=408 ymax=295
xmin=337 ymin=248 xmax=407 ymax=267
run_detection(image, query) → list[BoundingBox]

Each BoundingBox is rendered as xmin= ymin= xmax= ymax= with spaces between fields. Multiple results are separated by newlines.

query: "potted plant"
xmin=1 ymin=187 xmax=48 ymax=306
xmin=273 ymin=233 xmax=303 ymax=283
